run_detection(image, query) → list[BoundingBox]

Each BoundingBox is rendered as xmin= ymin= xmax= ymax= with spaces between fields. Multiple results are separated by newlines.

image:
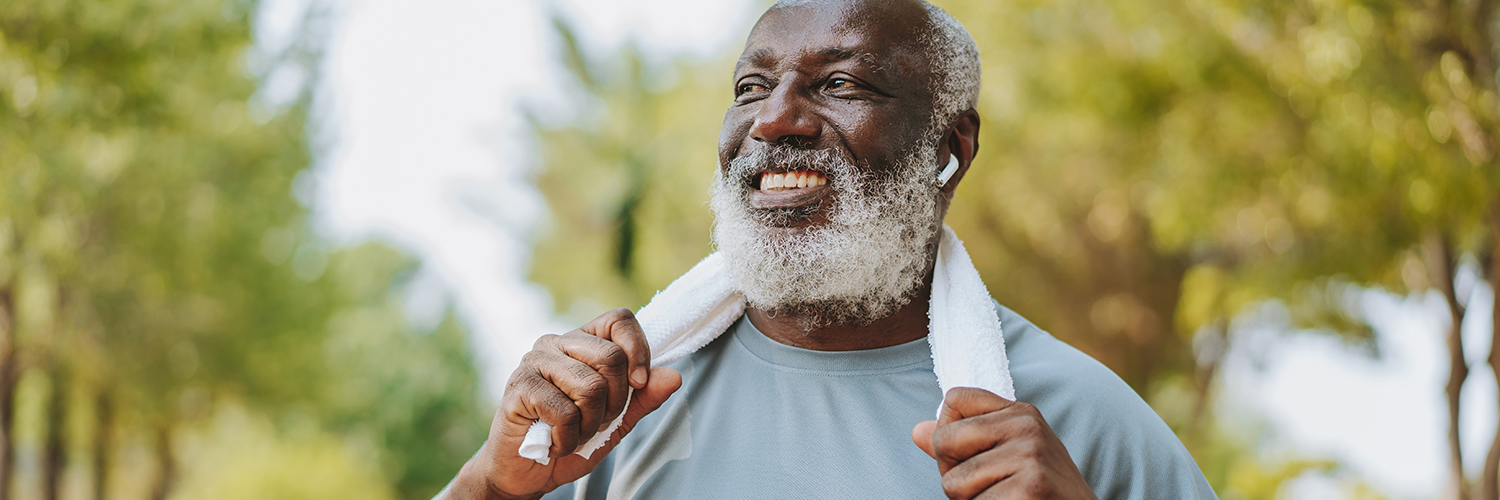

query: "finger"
xmin=930 ymin=412 xmax=1018 ymax=469
xmin=912 ymin=420 xmax=938 ymax=460
xmin=940 ymin=446 xmax=1023 ymax=500
xmin=938 ymin=387 xmax=1015 ymax=425
xmin=545 ymin=367 xmax=682 ymax=477
xmin=530 ymin=350 xmax=613 ymax=438
xmin=546 ymin=333 xmax=631 ymax=430
xmin=581 ymin=308 xmax=652 ymax=389
xmin=502 ymin=369 xmax=583 ymax=456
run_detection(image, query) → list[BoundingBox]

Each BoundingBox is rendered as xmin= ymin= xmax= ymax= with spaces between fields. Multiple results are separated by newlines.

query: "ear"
xmin=936 ymin=109 xmax=980 ymax=194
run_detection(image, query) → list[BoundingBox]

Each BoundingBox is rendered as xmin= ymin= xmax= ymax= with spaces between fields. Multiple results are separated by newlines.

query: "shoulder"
xmin=998 ymin=303 xmax=1142 ymax=429
xmin=996 ymin=303 xmax=1218 ymax=500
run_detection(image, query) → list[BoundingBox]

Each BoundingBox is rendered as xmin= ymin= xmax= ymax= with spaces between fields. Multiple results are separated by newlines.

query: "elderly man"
xmin=441 ymin=0 xmax=1216 ymax=498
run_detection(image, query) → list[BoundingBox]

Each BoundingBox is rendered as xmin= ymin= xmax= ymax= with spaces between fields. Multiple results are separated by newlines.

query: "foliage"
xmin=0 ymin=0 xmax=488 ymax=497
xmin=527 ymin=20 xmax=730 ymax=321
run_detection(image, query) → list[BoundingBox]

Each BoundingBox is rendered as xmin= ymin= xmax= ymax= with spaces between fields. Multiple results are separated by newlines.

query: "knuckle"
xmin=606 ymin=307 xmax=636 ymax=321
xmin=504 ymin=366 xmax=542 ymax=394
xmin=503 ymin=368 xmax=527 ymax=391
xmin=532 ymin=334 xmax=560 ymax=350
xmin=1018 ymin=417 xmax=1046 ymax=439
xmin=520 ymin=349 xmax=546 ymax=365
xmin=1015 ymin=438 xmax=1042 ymax=460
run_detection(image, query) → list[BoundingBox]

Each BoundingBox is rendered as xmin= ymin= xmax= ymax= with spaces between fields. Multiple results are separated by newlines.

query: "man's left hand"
xmin=912 ymin=388 xmax=1098 ymax=500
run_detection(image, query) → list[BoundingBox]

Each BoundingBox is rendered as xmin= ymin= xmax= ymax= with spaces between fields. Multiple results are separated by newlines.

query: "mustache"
xmin=726 ymin=145 xmax=855 ymax=186
xmin=722 ymin=145 xmax=863 ymax=225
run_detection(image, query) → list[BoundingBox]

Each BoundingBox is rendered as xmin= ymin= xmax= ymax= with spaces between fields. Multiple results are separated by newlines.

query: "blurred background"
xmin=0 ymin=0 xmax=1497 ymax=498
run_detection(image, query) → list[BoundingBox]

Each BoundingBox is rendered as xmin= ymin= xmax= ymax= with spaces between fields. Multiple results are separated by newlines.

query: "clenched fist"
xmin=442 ymin=309 xmax=682 ymax=500
xmin=913 ymin=388 xmax=1098 ymax=500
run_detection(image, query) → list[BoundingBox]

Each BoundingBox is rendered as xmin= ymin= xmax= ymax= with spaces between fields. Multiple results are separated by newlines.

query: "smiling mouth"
xmin=756 ymin=170 xmax=828 ymax=190
xmin=749 ymin=169 xmax=833 ymax=212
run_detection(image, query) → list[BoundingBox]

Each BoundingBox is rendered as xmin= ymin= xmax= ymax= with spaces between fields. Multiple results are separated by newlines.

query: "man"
xmin=441 ymin=0 xmax=1217 ymax=498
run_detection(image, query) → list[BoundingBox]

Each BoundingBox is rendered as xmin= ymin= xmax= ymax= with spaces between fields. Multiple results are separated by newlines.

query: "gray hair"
xmin=918 ymin=2 xmax=981 ymax=134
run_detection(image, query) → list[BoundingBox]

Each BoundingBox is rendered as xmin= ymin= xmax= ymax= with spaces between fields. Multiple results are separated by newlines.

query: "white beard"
xmin=709 ymin=142 xmax=942 ymax=328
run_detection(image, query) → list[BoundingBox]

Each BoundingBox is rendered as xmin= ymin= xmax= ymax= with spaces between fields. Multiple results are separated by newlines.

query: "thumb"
xmin=911 ymin=420 xmax=937 ymax=459
xmin=619 ymin=367 xmax=682 ymax=434
xmin=938 ymin=387 xmax=1012 ymax=425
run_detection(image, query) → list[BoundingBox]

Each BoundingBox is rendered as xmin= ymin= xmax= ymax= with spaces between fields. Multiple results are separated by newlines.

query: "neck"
xmin=747 ymin=268 xmax=934 ymax=352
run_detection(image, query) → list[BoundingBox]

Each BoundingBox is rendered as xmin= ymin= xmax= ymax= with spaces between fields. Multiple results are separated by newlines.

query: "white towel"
xmin=518 ymin=225 xmax=1013 ymax=464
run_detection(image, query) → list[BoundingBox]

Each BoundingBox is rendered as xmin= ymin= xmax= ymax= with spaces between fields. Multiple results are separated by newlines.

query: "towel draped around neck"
xmin=518 ymin=226 xmax=1013 ymax=464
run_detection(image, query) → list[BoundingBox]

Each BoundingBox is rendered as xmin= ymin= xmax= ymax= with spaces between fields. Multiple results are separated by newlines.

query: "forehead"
xmin=737 ymin=0 xmax=930 ymax=75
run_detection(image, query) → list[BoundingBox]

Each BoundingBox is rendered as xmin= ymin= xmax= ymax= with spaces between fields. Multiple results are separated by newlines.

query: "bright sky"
xmin=1219 ymin=283 xmax=1495 ymax=498
xmin=255 ymin=0 xmax=1497 ymax=498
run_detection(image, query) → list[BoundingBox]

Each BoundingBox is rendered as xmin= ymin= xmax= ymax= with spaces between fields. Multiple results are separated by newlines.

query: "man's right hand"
xmin=443 ymin=308 xmax=683 ymax=500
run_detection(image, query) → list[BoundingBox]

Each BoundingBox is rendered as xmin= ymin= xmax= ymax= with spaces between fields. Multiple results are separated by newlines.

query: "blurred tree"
xmin=527 ymin=18 xmax=729 ymax=320
xmin=0 ymin=0 xmax=489 ymax=498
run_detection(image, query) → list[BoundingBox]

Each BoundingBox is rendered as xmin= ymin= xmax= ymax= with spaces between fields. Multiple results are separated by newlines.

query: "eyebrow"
xmin=814 ymin=47 xmax=883 ymax=69
xmin=736 ymin=46 xmax=886 ymax=73
xmin=737 ymin=47 xmax=778 ymax=70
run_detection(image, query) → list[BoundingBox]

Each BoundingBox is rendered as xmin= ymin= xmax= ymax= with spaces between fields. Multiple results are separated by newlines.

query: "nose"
xmin=748 ymin=84 xmax=821 ymax=147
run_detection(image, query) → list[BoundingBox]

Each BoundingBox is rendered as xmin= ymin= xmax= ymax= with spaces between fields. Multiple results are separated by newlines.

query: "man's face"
xmin=711 ymin=0 xmax=948 ymax=328
xmin=717 ymin=0 xmax=938 ymax=215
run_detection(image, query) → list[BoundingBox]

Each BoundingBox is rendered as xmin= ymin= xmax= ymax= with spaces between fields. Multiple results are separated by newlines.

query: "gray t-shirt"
xmin=542 ymin=304 xmax=1217 ymax=499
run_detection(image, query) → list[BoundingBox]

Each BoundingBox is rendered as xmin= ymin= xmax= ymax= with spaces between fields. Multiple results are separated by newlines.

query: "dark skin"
xmin=726 ymin=0 xmax=947 ymax=352
xmin=442 ymin=1 xmax=1096 ymax=499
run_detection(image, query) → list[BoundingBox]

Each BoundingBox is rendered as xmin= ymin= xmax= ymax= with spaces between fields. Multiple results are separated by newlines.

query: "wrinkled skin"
xmin=443 ymin=309 xmax=680 ymax=500
xmin=914 ymin=389 xmax=1098 ymax=500
xmin=441 ymin=1 xmax=1096 ymax=499
xmin=723 ymin=0 xmax=962 ymax=352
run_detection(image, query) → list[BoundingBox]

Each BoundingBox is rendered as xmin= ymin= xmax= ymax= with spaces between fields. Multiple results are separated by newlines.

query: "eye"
xmin=828 ymin=78 xmax=858 ymax=89
xmin=736 ymin=82 xmax=768 ymax=96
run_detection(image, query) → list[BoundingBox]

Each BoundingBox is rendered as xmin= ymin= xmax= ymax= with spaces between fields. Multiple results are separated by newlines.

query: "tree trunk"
xmin=0 ymin=288 xmax=14 ymax=500
xmin=1432 ymin=233 xmax=1471 ymax=500
xmin=1481 ymin=204 xmax=1500 ymax=500
xmin=42 ymin=369 xmax=66 ymax=500
xmin=148 ymin=424 xmax=174 ymax=500
xmin=93 ymin=390 xmax=110 ymax=500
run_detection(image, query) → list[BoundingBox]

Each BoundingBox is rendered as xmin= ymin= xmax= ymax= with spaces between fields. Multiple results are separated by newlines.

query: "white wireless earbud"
xmin=936 ymin=154 xmax=960 ymax=187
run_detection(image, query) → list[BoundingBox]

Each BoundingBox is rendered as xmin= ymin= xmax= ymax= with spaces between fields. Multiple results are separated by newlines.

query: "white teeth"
xmin=759 ymin=170 xmax=828 ymax=190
